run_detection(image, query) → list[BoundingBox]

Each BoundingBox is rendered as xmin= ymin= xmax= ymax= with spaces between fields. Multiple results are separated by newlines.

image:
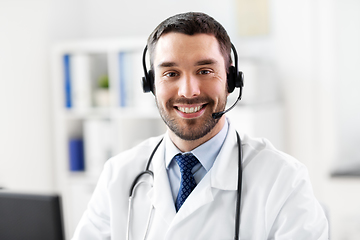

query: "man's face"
xmin=153 ymin=32 xmax=228 ymax=141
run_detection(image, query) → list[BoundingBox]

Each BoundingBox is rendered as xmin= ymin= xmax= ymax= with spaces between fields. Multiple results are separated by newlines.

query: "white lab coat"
xmin=72 ymin=123 xmax=329 ymax=240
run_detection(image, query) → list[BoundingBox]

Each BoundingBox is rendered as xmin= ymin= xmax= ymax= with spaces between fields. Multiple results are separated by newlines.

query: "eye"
xmin=198 ymin=69 xmax=212 ymax=75
xmin=164 ymin=71 xmax=179 ymax=78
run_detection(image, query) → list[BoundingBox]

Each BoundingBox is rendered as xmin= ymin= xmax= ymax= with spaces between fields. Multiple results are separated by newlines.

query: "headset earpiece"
xmin=227 ymin=67 xmax=244 ymax=93
xmin=227 ymin=66 xmax=236 ymax=93
xmin=142 ymin=69 xmax=154 ymax=93
xmin=142 ymin=46 xmax=155 ymax=94
xmin=227 ymin=44 xmax=244 ymax=93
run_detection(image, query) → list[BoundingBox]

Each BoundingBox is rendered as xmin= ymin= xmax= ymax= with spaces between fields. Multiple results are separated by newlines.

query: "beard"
xmin=155 ymin=94 xmax=227 ymax=141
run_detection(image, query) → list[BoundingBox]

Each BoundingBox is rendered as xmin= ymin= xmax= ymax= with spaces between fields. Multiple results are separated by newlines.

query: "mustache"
xmin=169 ymin=96 xmax=213 ymax=105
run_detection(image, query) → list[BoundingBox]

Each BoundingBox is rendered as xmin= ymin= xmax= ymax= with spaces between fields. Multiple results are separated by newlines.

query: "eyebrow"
xmin=157 ymin=61 xmax=177 ymax=68
xmin=157 ymin=58 xmax=218 ymax=68
xmin=195 ymin=58 xmax=218 ymax=66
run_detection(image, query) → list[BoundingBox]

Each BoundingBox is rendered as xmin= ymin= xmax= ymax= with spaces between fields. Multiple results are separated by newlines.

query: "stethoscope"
xmin=127 ymin=132 xmax=243 ymax=240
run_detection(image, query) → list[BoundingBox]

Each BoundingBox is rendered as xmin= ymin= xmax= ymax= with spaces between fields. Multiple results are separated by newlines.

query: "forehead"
xmin=153 ymin=33 xmax=225 ymax=66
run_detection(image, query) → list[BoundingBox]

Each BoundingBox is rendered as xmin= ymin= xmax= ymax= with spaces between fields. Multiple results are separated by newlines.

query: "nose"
xmin=178 ymin=74 xmax=200 ymax=98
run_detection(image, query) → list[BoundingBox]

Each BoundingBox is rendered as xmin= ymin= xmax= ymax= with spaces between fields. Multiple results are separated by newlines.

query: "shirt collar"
xmin=165 ymin=118 xmax=229 ymax=172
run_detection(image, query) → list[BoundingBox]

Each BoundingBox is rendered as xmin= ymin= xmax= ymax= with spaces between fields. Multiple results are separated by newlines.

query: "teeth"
xmin=178 ymin=106 xmax=203 ymax=113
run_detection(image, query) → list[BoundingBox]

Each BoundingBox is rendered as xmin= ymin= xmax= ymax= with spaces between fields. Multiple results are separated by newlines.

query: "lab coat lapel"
xmin=171 ymin=124 xmax=239 ymax=226
xmin=170 ymin=171 xmax=214 ymax=226
xmin=210 ymin=124 xmax=239 ymax=191
xmin=147 ymin=140 xmax=176 ymax=226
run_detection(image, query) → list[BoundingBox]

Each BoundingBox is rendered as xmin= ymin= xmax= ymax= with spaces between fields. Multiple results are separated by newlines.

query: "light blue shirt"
xmin=165 ymin=119 xmax=229 ymax=201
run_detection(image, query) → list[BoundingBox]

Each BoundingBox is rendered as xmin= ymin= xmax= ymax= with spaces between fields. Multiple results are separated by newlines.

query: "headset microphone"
xmin=212 ymin=43 xmax=244 ymax=119
xmin=212 ymin=75 xmax=243 ymax=119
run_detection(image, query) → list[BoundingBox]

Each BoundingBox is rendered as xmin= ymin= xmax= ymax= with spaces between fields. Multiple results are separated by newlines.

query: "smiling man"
xmin=72 ymin=12 xmax=329 ymax=240
xmin=154 ymin=32 xmax=228 ymax=151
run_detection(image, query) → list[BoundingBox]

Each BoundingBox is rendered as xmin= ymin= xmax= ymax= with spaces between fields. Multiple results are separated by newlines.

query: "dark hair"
xmin=147 ymin=12 xmax=232 ymax=71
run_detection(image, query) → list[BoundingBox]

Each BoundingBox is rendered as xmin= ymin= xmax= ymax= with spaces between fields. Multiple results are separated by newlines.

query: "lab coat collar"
xmin=210 ymin=121 xmax=239 ymax=191
xmin=146 ymin=137 xmax=214 ymax=227
xmin=164 ymin=118 xmax=229 ymax=172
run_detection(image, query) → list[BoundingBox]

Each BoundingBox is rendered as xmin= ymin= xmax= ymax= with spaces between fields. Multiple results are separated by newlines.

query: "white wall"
xmin=48 ymin=0 xmax=237 ymax=41
xmin=335 ymin=0 xmax=360 ymax=168
xmin=0 ymin=0 xmax=53 ymax=191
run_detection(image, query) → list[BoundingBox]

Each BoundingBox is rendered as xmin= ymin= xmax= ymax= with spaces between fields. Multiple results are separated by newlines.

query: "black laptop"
xmin=0 ymin=191 xmax=65 ymax=240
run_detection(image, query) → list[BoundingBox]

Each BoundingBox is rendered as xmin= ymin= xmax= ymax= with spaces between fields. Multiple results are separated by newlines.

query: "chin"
xmin=168 ymin=115 xmax=219 ymax=141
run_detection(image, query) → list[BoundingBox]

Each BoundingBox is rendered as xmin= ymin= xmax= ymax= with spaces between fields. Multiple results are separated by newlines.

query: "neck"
xmin=169 ymin=116 xmax=226 ymax=152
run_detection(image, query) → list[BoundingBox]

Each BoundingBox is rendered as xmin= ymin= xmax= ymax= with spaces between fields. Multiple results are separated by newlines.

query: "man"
xmin=72 ymin=12 xmax=328 ymax=239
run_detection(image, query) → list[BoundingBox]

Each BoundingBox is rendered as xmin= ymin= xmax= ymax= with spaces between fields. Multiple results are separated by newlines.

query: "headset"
xmin=141 ymin=43 xmax=244 ymax=119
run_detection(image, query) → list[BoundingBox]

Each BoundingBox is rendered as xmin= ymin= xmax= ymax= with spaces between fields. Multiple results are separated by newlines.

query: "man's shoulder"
xmin=241 ymin=134 xmax=305 ymax=174
xmin=241 ymin=134 xmax=311 ymax=198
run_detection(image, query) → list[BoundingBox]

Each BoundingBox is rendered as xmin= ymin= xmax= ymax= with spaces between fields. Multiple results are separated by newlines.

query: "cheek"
xmin=206 ymin=78 xmax=228 ymax=98
xmin=211 ymin=72 xmax=228 ymax=91
xmin=155 ymin=82 xmax=173 ymax=105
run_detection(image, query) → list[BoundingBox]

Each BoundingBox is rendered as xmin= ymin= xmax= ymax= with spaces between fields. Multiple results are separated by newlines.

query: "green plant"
xmin=98 ymin=75 xmax=109 ymax=89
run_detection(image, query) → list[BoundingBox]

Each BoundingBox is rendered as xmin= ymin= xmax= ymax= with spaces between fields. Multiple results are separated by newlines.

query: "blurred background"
xmin=0 ymin=0 xmax=359 ymax=239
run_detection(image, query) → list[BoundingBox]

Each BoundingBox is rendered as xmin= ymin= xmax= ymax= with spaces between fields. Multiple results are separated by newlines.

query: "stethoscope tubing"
xmin=127 ymin=179 xmax=154 ymax=240
xmin=126 ymin=139 xmax=162 ymax=240
xmin=234 ymin=132 xmax=242 ymax=240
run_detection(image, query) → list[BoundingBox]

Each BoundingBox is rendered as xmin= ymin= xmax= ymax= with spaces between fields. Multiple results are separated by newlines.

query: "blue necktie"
xmin=174 ymin=153 xmax=199 ymax=212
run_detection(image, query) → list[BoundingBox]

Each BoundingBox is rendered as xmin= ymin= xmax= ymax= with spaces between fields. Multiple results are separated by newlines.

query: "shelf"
xmin=52 ymin=37 xmax=164 ymax=239
xmin=62 ymin=107 xmax=160 ymax=119
xmin=330 ymin=161 xmax=360 ymax=178
xmin=52 ymin=38 xmax=147 ymax=54
xmin=331 ymin=169 xmax=360 ymax=178
xmin=110 ymin=107 xmax=160 ymax=119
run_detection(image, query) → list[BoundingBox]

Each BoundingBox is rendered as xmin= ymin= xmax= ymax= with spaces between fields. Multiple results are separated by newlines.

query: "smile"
xmin=177 ymin=105 xmax=204 ymax=114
